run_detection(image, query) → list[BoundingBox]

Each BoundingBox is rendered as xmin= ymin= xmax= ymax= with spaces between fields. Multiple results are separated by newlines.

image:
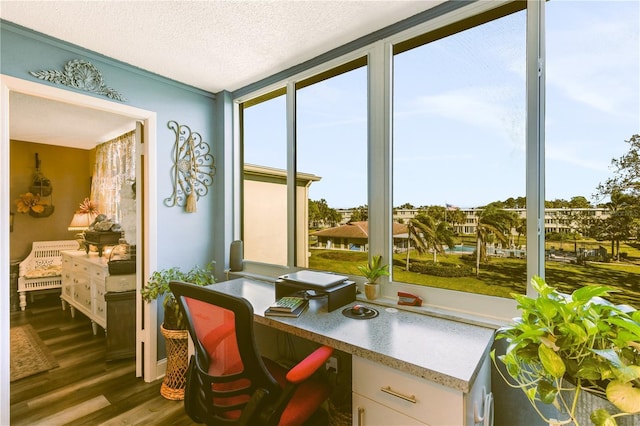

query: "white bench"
xmin=17 ymin=240 xmax=79 ymax=310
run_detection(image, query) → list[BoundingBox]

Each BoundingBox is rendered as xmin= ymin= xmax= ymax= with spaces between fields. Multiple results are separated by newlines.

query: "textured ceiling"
xmin=2 ymin=0 xmax=443 ymax=148
xmin=1 ymin=0 xmax=442 ymax=93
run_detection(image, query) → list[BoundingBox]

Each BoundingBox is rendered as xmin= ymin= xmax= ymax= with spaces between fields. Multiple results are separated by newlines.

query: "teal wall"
xmin=1 ymin=21 xmax=222 ymax=359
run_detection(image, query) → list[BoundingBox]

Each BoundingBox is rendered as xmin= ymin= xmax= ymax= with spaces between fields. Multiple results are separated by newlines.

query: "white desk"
xmin=209 ymin=278 xmax=495 ymax=426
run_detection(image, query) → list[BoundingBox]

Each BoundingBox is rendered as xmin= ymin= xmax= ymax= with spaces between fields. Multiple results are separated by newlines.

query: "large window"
xmin=236 ymin=0 xmax=640 ymax=319
xmin=297 ymin=60 xmax=368 ymax=273
xmin=241 ymin=91 xmax=288 ymax=266
xmin=392 ymin=6 xmax=527 ymax=298
xmin=545 ymin=0 xmax=640 ymax=306
xmin=241 ymin=61 xmax=368 ymax=274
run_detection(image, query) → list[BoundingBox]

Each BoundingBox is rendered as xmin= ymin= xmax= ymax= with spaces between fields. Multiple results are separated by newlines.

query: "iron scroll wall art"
xmin=29 ymin=59 xmax=126 ymax=102
xmin=164 ymin=121 xmax=216 ymax=213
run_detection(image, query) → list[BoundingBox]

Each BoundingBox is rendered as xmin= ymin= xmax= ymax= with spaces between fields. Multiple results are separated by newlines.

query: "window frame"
xmin=232 ymin=0 xmax=546 ymax=322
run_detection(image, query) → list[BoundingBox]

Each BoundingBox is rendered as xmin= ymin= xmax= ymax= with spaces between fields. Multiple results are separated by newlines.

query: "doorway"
xmin=1 ymin=75 xmax=159 ymax=412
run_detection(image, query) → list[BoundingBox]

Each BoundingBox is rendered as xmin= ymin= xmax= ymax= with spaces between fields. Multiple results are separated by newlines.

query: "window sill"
xmin=354 ymin=292 xmax=506 ymax=330
xmin=227 ymin=269 xmax=509 ymax=330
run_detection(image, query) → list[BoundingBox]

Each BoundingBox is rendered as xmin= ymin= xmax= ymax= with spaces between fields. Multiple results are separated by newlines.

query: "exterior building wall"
xmin=243 ymin=165 xmax=316 ymax=267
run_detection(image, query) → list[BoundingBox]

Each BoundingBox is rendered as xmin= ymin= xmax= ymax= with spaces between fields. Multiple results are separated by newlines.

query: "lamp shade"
xmin=68 ymin=212 xmax=97 ymax=231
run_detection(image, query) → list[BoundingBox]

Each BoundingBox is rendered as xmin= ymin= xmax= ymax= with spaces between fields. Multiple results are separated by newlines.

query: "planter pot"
xmin=549 ymin=386 xmax=639 ymax=426
xmin=160 ymin=324 xmax=189 ymax=400
xmin=364 ymin=283 xmax=379 ymax=300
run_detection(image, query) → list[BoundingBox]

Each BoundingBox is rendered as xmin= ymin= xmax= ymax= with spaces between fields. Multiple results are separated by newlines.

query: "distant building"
xmin=335 ymin=207 xmax=610 ymax=236
xmin=312 ymin=221 xmax=409 ymax=252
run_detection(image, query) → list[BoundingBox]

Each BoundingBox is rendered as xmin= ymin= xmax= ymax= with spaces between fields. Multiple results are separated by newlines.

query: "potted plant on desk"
xmin=357 ymin=254 xmax=389 ymax=300
xmin=141 ymin=262 xmax=215 ymax=400
xmin=492 ymin=276 xmax=640 ymax=426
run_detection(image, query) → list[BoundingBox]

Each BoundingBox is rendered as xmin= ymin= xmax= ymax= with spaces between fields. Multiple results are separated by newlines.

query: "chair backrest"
xmin=169 ymin=281 xmax=281 ymax=423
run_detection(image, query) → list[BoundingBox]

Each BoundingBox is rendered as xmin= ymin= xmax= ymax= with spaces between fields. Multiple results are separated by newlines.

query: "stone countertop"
xmin=209 ymin=278 xmax=495 ymax=394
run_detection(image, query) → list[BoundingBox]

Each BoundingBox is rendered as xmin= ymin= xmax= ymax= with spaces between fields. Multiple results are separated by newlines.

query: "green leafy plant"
xmin=141 ymin=261 xmax=215 ymax=330
xmin=492 ymin=276 xmax=640 ymax=426
xmin=357 ymin=255 xmax=389 ymax=284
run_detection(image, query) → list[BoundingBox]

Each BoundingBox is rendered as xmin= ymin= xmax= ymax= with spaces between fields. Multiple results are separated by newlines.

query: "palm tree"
xmin=475 ymin=205 xmax=517 ymax=277
xmin=405 ymin=219 xmax=428 ymax=271
xmin=405 ymin=214 xmax=455 ymax=269
xmin=514 ymin=217 xmax=526 ymax=248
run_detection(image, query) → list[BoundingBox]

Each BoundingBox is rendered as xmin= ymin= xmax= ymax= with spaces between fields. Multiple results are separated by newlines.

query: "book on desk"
xmin=265 ymin=297 xmax=309 ymax=318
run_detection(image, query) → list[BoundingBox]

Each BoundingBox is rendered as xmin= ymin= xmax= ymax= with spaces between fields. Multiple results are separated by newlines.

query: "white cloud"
xmin=546 ymin=4 xmax=640 ymax=115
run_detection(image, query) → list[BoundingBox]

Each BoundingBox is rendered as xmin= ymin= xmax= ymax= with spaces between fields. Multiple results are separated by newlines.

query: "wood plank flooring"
xmin=10 ymin=292 xmax=192 ymax=426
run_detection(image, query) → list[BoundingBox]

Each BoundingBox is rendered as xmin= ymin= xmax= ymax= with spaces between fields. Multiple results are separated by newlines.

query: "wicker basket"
xmin=160 ymin=325 xmax=189 ymax=400
xmin=328 ymin=399 xmax=352 ymax=426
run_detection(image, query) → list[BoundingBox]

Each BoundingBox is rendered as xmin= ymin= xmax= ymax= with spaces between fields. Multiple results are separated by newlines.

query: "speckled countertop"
xmin=209 ymin=278 xmax=495 ymax=394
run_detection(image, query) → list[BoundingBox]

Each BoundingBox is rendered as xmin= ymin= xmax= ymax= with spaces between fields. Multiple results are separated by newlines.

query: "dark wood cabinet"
xmin=105 ymin=290 xmax=136 ymax=361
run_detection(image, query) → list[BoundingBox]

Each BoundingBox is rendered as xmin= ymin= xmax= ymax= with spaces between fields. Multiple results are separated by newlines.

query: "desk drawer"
xmin=72 ymin=259 xmax=90 ymax=274
xmin=353 ymin=393 xmax=423 ymax=425
xmin=91 ymin=265 xmax=107 ymax=282
xmin=94 ymin=296 xmax=106 ymax=322
xmin=74 ymin=283 xmax=92 ymax=310
xmin=352 ymin=356 xmax=463 ymax=426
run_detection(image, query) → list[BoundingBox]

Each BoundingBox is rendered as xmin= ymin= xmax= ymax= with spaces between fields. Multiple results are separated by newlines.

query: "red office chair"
xmin=169 ymin=281 xmax=334 ymax=426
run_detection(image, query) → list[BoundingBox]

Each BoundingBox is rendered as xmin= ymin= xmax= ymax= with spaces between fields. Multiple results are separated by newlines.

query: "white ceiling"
xmin=9 ymin=92 xmax=138 ymax=149
xmin=2 ymin=0 xmax=443 ymax=148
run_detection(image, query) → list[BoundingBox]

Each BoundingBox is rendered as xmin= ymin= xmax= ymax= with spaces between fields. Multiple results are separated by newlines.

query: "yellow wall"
xmin=243 ymin=178 xmax=311 ymax=267
xmin=10 ymin=141 xmax=92 ymax=261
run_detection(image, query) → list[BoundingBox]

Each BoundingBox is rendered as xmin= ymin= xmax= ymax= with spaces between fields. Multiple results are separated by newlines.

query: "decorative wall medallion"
xmin=164 ymin=121 xmax=216 ymax=213
xmin=29 ymin=59 xmax=126 ymax=101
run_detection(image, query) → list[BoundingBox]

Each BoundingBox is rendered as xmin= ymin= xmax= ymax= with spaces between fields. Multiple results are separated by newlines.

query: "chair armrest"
xmin=285 ymin=345 xmax=333 ymax=384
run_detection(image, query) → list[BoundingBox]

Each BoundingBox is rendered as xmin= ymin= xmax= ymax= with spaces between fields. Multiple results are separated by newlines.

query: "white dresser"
xmin=61 ymin=250 xmax=136 ymax=336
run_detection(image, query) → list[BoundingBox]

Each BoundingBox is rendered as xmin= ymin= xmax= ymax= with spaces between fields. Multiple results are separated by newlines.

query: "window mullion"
xmin=368 ymin=41 xmax=393 ymax=289
xmin=525 ymin=0 xmax=545 ymax=296
xmin=286 ymin=81 xmax=297 ymax=268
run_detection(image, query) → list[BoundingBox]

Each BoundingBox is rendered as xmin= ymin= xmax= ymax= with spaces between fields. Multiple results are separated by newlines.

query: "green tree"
xmin=406 ymin=214 xmax=455 ymax=267
xmin=397 ymin=202 xmax=415 ymax=209
xmin=596 ymin=134 xmax=640 ymax=257
xmin=514 ymin=217 xmax=526 ymax=247
xmin=568 ymin=195 xmax=592 ymax=208
xmin=446 ymin=209 xmax=466 ymax=230
xmin=350 ymin=205 xmax=368 ymax=222
xmin=309 ymin=198 xmax=341 ymax=228
xmin=603 ymin=190 xmax=635 ymax=260
xmin=405 ymin=218 xmax=429 ymax=271
xmin=475 ymin=204 xmax=517 ymax=277
xmin=597 ymin=134 xmax=640 ymax=198
xmin=426 ymin=205 xmax=445 ymax=222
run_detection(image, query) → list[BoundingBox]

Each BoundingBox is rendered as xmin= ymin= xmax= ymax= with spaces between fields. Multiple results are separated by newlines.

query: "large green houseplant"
xmin=141 ymin=261 xmax=216 ymax=400
xmin=492 ymin=276 xmax=640 ymax=426
xmin=141 ymin=261 xmax=216 ymax=329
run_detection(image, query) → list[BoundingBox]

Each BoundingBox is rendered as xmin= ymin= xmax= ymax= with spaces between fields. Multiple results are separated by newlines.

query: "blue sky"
xmin=245 ymin=1 xmax=639 ymax=210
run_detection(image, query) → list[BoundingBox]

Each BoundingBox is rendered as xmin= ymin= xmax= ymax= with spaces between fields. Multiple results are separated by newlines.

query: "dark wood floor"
xmin=10 ymin=292 xmax=193 ymax=426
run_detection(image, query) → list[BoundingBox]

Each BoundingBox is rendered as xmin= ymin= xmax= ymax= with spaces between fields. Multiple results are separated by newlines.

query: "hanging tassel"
xmin=185 ymin=135 xmax=198 ymax=213
xmin=185 ymin=185 xmax=197 ymax=213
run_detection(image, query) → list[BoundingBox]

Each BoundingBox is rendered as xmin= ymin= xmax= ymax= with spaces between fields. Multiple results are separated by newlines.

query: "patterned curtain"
xmin=91 ymin=130 xmax=136 ymax=223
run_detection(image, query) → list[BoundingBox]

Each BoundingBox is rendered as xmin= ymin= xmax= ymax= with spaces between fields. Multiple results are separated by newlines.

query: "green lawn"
xmin=309 ymin=246 xmax=640 ymax=307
